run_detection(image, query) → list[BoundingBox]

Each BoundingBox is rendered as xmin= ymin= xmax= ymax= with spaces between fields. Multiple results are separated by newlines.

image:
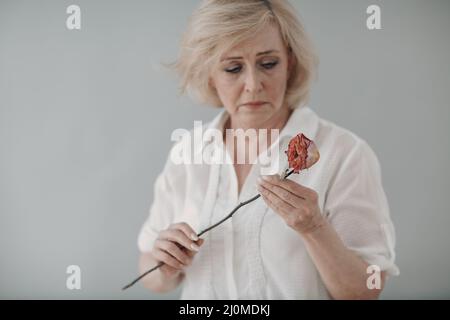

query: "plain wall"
xmin=0 ymin=0 xmax=449 ymax=299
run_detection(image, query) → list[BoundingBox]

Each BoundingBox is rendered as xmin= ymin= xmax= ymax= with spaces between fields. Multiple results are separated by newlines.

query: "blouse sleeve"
xmin=137 ymin=147 xmax=185 ymax=253
xmin=324 ymin=139 xmax=400 ymax=276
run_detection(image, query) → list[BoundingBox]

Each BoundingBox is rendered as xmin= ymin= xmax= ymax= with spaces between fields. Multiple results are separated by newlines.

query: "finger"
xmin=261 ymin=175 xmax=317 ymax=202
xmin=257 ymin=182 xmax=295 ymax=215
xmin=159 ymin=263 xmax=181 ymax=277
xmin=156 ymin=239 xmax=192 ymax=265
xmin=260 ymin=193 xmax=290 ymax=221
xmin=152 ymin=248 xmax=185 ymax=269
xmin=185 ymin=238 xmax=205 ymax=258
xmin=281 ymin=179 xmax=318 ymax=203
xmin=172 ymin=222 xmax=199 ymax=242
xmin=261 ymin=193 xmax=308 ymax=229
xmin=159 ymin=228 xmax=199 ymax=252
xmin=258 ymin=177 xmax=304 ymax=208
xmin=262 ymin=190 xmax=322 ymax=232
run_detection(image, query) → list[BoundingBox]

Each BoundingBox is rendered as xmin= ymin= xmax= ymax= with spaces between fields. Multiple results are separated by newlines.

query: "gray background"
xmin=0 ymin=0 xmax=449 ymax=299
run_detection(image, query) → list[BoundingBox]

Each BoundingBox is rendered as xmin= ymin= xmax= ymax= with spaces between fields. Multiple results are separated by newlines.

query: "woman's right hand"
xmin=151 ymin=222 xmax=204 ymax=279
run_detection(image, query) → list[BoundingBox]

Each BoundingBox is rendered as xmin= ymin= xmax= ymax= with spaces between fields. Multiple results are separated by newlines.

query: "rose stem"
xmin=122 ymin=168 xmax=295 ymax=290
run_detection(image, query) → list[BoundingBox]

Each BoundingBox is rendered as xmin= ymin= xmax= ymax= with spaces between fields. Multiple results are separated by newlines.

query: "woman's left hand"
xmin=257 ymin=174 xmax=325 ymax=235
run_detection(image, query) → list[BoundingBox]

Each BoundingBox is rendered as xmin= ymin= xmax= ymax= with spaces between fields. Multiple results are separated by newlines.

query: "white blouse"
xmin=137 ymin=106 xmax=399 ymax=299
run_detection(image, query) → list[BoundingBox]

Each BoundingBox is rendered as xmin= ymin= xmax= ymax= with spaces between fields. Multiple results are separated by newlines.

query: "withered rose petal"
xmin=285 ymin=133 xmax=320 ymax=173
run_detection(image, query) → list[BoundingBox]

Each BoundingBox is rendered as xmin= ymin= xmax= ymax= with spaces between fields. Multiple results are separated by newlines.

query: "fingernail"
xmin=262 ymin=175 xmax=271 ymax=181
xmin=257 ymin=177 xmax=262 ymax=184
xmin=190 ymin=233 xmax=199 ymax=241
xmin=190 ymin=243 xmax=200 ymax=252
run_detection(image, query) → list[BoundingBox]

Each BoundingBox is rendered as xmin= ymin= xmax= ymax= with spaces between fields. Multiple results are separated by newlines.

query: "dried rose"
xmin=285 ymin=133 xmax=320 ymax=173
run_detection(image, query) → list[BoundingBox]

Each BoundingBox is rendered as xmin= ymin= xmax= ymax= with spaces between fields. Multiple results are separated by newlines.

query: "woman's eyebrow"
xmin=221 ymin=50 xmax=279 ymax=61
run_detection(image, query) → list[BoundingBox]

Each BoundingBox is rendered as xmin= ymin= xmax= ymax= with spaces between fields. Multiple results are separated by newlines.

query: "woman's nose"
xmin=244 ymin=68 xmax=263 ymax=93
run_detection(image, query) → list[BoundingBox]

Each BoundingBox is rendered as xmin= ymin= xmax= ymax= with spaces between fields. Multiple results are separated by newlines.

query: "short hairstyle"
xmin=168 ymin=0 xmax=319 ymax=109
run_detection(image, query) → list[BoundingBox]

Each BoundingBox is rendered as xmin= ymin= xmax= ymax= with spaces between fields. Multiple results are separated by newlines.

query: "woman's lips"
xmin=242 ymin=102 xmax=267 ymax=109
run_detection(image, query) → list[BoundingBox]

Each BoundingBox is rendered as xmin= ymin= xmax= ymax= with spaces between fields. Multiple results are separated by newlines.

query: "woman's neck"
xmin=223 ymin=105 xmax=293 ymax=162
xmin=225 ymin=105 xmax=292 ymax=139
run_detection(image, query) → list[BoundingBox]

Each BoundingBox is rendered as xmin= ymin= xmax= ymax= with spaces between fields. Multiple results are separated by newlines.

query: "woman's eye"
xmin=262 ymin=61 xmax=278 ymax=69
xmin=225 ymin=66 xmax=242 ymax=74
xmin=224 ymin=61 xmax=278 ymax=74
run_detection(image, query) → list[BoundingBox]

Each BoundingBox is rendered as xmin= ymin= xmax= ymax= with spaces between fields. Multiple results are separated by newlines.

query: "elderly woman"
xmin=136 ymin=0 xmax=399 ymax=299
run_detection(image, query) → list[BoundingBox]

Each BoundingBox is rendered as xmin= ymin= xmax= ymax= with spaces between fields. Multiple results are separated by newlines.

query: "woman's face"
xmin=209 ymin=23 xmax=293 ymax=128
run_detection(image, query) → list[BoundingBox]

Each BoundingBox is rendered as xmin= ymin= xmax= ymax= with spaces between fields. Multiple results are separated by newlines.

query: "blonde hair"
xmin=168 ymin=0 xmax=319 ymax=109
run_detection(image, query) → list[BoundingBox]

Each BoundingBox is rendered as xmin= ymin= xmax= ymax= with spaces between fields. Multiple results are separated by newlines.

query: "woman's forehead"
xmin=220 ymin=49 xmax=281 ymax=62
xmin=220 ymin=26 xmax=285 ymax=60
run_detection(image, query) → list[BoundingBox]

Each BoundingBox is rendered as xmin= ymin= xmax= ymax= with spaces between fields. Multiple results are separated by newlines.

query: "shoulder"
xmin=287 ymin=106 xmax=373 ymax=159
xmin=313 ymin=113 xmax=381 ymax=174
xmin=162 ymin=112 xmax=222 ymax=179
xmin=169 ymin=109 xmax=225 ymax=151
xmin=317 ymin=116 xmax=362 ymax=150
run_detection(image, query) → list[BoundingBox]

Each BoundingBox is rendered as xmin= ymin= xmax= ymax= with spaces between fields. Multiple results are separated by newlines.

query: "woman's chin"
xmin=234 ymin=112 xmax=274 ymax=129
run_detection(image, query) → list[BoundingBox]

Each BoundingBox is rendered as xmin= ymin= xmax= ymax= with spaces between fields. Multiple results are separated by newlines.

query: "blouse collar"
xmin=205 ymin=105 xmax=320 ymax=143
